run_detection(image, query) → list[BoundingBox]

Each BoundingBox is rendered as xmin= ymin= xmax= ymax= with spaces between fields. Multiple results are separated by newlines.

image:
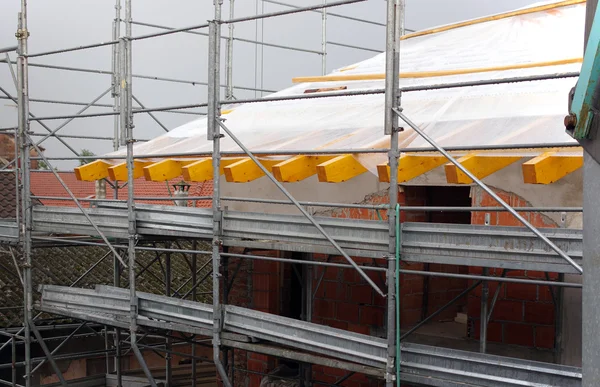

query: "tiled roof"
xmin=0 ymin=243 xmax=212 ymax=328
xmin=29 ymin=171 xmax=213 ymax=208
xmin=0 ymin=172 xmax=17 ymax=219
xmin=0 ymin=171 xmax=213 ymax=328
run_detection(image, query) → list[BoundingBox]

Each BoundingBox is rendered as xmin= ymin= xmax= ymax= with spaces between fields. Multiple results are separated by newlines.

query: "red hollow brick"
xmin=490 ymin=300 xmax=523 ymax=322
xmin=351 ymin=284 xmax=373 ymax=305
xmin=343 ymin=268 xmax=360 ymax=284
xmin=504 ymin=323 xmax=534 ymax=347
xmin=348 ymin=323 xmax=370 ymax=335
xmin=324 ymin=281 xmax=347 ymax=301
xmin=313 ymin=299 xmax=335 ymax=320
xmin=535 ymin=325 xmax=555 ymax=349
xmin=401 ymin=293 xmax=423 ymax=311
xmin=400 ymin=309 xmax=421 ymax=328
xmin=538 ymin=286 xmax=555 ymax=302
xmin=505 ymin=283 xmax=538 ymax=301
xmin=322 ymin=319 xmax=349 ymax=331
xmin=524 ymin=302 xmax=555 ymax=325
xmin=360 ymin=305 xmax=385 ymax=326
xmin=336 ymin=302 xmax=360 ymax=323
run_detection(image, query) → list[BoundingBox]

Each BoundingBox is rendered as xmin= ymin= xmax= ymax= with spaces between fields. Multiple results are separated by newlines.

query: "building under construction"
xmin=0 ymin=0 xmax=596 ymax=386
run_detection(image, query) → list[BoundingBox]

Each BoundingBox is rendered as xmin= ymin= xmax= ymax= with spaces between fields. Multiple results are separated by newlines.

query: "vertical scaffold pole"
xmin=209 ymin=1 xmax=232 ymax=386
xmin=225 ymin=0 xmax=235 ymax=100
xmin=321 ymin=0 xmax=327 ymax=75
xmin=123 ymin=1 xmax=156 ymax=385
xmin=15 ymin=2 xmax=31 ymax=385
xmin=384 ymin=0 xmax=403 ymax=386
xmin=112 ymin=2 xmax=123 ymax=385
xmin=112 ymin=0 xmax=122 ymax=152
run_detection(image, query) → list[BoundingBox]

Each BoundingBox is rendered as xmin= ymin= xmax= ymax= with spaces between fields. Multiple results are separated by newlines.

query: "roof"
xmin=0 ymin=170 xmax=212 ymax=328
xmin=30 ymin=171 xmax=213 ymax=208
xmin=0 ymin=243 xmax=212 ymax=328
xmin=0 ymin=172 xmax=17 ymax=219
xmin=79 ymin=0 xmax=584 ymax=187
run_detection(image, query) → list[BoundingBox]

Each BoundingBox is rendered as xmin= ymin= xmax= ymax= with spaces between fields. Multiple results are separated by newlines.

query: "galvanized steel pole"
xmin=321 ymin=0 xmax=327 ymax=75
xmin=112 ymin=0 xmax=122 ymax=152
xmin=209 ymin=1 xmax=232 ymax=385
xmin=123 ymin=0 xmax=156 ymax=385
xmin=16 ymin=2 xmax=32 ymax=385
xmin=384 ymin=0 xmax=402 ymax=385
xmin=225 ymin=0 xmax=235 ymax=100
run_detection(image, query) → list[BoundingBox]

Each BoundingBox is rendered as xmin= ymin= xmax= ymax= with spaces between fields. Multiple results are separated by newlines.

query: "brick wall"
xmin=468 ymin=187 xmax=558 ymax=350
xmin=0 ymin=134 xmax=41 ymax=169
xmin=226 ymin=185 xmax=558 ymax=386
xmin=308 ymin=186 xmax=472 ymax=386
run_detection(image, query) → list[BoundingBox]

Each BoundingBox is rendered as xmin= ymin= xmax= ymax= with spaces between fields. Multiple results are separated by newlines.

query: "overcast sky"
xmin=0 ymin=0 xmax=541 ymax=169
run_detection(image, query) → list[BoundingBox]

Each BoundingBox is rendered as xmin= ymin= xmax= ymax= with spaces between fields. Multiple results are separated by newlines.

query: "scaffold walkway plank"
xmin=37 ymin=285 xmax=582 ymax=387
xmin=26 ymin=204 xmax=583 ymax=273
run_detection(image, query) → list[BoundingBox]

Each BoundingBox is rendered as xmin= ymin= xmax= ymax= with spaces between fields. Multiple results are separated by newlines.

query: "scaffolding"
xmin=0 ymin=0 xmax=588 ymax=386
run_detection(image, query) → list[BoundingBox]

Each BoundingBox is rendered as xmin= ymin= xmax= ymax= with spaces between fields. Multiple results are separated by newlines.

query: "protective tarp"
xmin=105 ymin=0 xmax=583 ymax=174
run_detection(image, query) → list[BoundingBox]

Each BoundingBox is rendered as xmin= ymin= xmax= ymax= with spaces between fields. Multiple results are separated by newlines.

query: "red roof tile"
xmin=30 ymin=171 xmax=213 ymax=208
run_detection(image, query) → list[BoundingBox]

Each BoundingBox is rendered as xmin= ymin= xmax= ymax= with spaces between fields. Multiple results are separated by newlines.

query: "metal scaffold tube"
xmin=122 ymin=1 xmax=156 ymax=385
xmin=225 ymin=0 xmax=235 ymax=100
xmin=209 ymin=1 xmax=232 ymax=385
xmin=15 ymin=3 xmax=32 ymax=385
xmin=112 ymin=1 xmax=123 ymax=384
xmin=384 ymin=0 xmax=402 ymax=385
xmin=321 ymin=0 xmax=327 ymax=75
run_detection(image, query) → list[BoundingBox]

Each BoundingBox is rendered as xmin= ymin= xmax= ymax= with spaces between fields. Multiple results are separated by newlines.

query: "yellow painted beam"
xmin=272 ymin=155 xmax=336 ymax=182
xmin=224 ymin=158 xmax=284 ymax=183
xmin=402 ymin=0 xmax=583 ymax=41
xmin=445 ymin=154 xmax=522 ymax=184
xmin=316 ymin=155 xmax=367 ymax=183
xmin=522 ymin=152 xmax=583 ymax=184
xmin=292 ymin=58 xmax=582 ymax=83
xmin=143 ymin=159 xmax=197 ymax=181
xmin=181 ymin=158 xmax=244 ymax=182
xmin=377 ymin=154 xmax=448 ymax=183
xmin=74 ymin=160 xmax=113 ymax=181
xmin=107 ymin=160 xmax=152 ymax=181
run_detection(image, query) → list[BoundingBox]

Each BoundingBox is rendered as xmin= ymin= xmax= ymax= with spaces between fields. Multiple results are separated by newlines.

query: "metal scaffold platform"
xmin=38 ymin=284 xmax=582 ymax=387
xmin=0 ymin=0 xmax=594 ymax=386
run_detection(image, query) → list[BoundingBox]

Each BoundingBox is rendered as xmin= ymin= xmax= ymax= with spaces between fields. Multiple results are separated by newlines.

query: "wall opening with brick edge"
xmin=468 ymin=186 xmax=561 ymax=364
xmin=222 ymin=185 xmax=565 ymax=387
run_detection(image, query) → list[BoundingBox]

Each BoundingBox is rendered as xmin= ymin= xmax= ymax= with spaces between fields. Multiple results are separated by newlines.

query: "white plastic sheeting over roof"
xmin=106 ymin=0 xmax=583 ymax=173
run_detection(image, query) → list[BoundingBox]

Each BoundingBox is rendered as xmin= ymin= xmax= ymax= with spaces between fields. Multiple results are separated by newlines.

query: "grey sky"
xmin=0 ymin=0 xmax=539 ymax=169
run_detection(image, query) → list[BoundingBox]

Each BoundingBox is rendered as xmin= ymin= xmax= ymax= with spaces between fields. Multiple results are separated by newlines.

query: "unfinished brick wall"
xmin=227 ymin=185 xmax=559 ymax=387
xmin=308 ymin=186 xmax=472 ymax=387
xmin=468 ymin=187 xmax=558 ymax=349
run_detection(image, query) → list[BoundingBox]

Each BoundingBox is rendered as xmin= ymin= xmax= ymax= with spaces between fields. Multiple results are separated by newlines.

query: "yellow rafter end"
xmin=272 ymin=155 xmax=336 ymax=182
xmin=445 ymin=154 xmax=522 ymax=184
xmin=74 ymin=160 xmax=113 ymax=181
xmin=377 ymin=154 xmax=448 ymax=183
xmin=316 ymin=155 xmax=367 ymax=183
xmin=107 ymin=160 xmax=152 ymax=181
xmin=181 ymin=158 xmax=244 ymax=182
xmin=143 ymin=159 xmax=197 ymax=182
xmin=224 ymin=158 xmax=284 ymax=183
xmin=522 ymin=152 xmax=583 ymax=184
